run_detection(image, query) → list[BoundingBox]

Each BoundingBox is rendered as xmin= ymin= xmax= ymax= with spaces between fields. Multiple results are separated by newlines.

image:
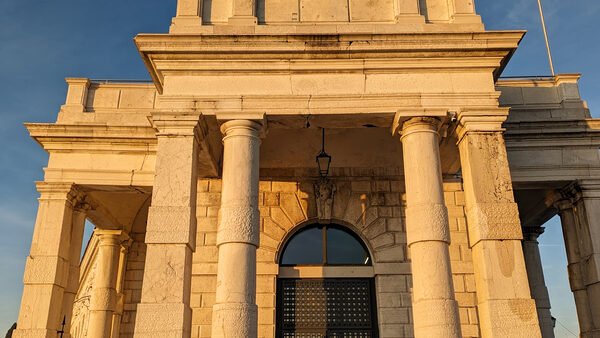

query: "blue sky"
xmin=0 ymin=0 xmax=598 ymax=336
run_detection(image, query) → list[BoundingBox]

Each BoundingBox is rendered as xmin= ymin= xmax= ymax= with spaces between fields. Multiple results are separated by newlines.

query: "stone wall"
xmin=183 ymin=176 xmax=479 ymax=338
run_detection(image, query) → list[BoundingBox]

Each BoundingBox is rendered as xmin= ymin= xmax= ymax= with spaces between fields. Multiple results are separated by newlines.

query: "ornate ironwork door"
xmin=276 ymin=279 xmax=379 ymax=338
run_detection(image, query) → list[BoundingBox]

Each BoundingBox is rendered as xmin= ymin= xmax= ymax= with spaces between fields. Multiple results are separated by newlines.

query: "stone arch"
xmin=254 ymin=179 xmax=410 ymax=337
xmin=259 ymin=179 xmax=407 ymax=267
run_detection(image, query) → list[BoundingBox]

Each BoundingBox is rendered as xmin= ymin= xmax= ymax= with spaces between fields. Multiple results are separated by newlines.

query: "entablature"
xmin=135 ymin=31 xmax=524 ymax=93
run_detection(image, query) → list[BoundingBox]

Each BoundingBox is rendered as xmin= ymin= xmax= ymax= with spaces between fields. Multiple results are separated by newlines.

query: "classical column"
xmin=110 ymin=239 xmax=132 ymax=338
xmin=14 ymin=183 xmax=83 ymax=338
xmin=572 ymin=181 xmax=600 ymax=337
xmin=61 ymin=204 xmax=88 ymax=338
xmin=170 ymin=0 xmax=202 ymax=33
xmin=396 ymin=117 xmax=461 ymax=337
xmin=555 ymin=197 xmax=595 ymax=336
xmin=87 ymin=230 xmax=128 ymax=338
xmin=522 ymin=227 xmax=555 ymax=338
xmin=457 ymin=111 xmax=541 ymax=337
xmin=212 ymin=118 xmax=264 ymax=338
xmin=134 ymin=114 xmax=203 ymax=338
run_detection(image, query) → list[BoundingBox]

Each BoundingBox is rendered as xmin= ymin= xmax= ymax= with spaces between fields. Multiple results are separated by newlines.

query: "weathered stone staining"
xmin=13 ymin=0 xmax=600 ymax=337
xmin=134 ymin=114 xmax=203 ymax=338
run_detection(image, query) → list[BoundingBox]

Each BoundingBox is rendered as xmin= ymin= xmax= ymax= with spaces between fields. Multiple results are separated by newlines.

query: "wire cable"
xmin=555 ymin=317 xmax=578 ymax=337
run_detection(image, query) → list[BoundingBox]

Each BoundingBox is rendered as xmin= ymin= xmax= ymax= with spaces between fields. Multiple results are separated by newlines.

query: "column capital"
xmin=522 ymin=226 xmax=545 ymax=242
xmin=150 ymin=112 xmax=207 ymax=139
xmin=391 ymin=109 xmax=448 ymax=136
xmin=35 ymin=182 xmax=83 ymax=204
xmin=454 ymin=109 xmax=510 ymax=143
xmin=577 ymin=179 xmax=600 ymax=199
xmin=94 ymin=230 xmax=130 ymax=246
xmin=217 ymin=112 xmax=267 ymax=138
xmin=554 ymin=198 xmax=575 ymax=212
xmin=557 ymin=182 xmax=583 ymax=206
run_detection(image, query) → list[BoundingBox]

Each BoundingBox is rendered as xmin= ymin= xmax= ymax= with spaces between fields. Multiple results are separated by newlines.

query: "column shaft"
xmin=572 ymin=183 xmax=600 ymax=337
xmin=134 ymin=114 xmax=202 ymax=338
xmin=87 ymin=230 xmax=126 ymax=338
xmin=212 ymin=119 xmax=263 ymax=338
xmin=110 ymin=242 xmax=131 ymax=338
xmin=556 ymin=199 xmax=595 ymax=335
xmin=399 ymin=117 xmax=461 ymax=337
xmin=522 ymin=227 xmax=555 ymax=338
xmin=62 ymin=208 xmax=87 ymax=338
xmin=14 ymin=183 xmax=82 ymax=338
xmin=457 ymin=116 xmax=541 ymax=337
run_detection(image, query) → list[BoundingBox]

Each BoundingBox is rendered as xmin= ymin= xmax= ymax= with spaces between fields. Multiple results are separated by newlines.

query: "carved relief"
xmin=314 ymin=179 xmax=336 ymax=223
xmin=71 ymin=259 xmax=96 ymax=338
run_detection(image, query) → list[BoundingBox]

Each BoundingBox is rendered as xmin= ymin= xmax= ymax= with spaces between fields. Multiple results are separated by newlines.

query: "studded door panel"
xmin=277 ymin=279 xmax=378 ymax=338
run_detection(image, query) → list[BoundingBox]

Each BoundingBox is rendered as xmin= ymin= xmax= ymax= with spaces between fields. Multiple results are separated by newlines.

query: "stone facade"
xmin=109 ymin=176 xmax=479 ymax=338
xmin=12 ymin=0 xmax=600 ymax=337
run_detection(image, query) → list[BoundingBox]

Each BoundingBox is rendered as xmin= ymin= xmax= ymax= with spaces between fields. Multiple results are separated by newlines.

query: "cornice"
xmin=504 ymin=119 xmax=600 ymax=148
xmin=454 ymin=108 xmax=510 ymax=143
xmin=135 ymin=31 xmax=524 ymax=93
xmin=149 ymin=112 xmax=207 ymax=139
xmin=26 ymin=124 xmax=157 ymax=153
xmin=497 ymin=74 xmax=581 ymax=88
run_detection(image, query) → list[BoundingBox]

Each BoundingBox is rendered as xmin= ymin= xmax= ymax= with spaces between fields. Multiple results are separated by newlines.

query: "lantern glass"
xmin=316 ymin=152 xmax=331 ymax=177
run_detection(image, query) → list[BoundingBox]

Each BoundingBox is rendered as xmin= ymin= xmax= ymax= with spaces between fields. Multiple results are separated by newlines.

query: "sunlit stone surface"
xmin=13 ymin=0 xmax=600 ymax=337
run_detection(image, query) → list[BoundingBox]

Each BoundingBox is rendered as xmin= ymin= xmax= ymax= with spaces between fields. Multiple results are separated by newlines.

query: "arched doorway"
xmin=276 ymin=224 xmax=379 ymax=338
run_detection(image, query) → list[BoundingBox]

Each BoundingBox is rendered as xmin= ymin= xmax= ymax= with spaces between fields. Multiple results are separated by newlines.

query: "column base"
xmin=412 ymin=299 xmax=461 ymax=337
xmin=211 ymin=302 xmax=258 ymax=338
xmin=133 ymin=303 xmax=192 ymax=338
xmin=478 ymin=299 xmax=542 ymax=338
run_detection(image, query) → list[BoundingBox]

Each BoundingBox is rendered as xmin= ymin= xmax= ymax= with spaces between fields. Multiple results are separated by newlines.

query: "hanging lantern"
xmin=316 ymin=128 xmax=332 ymax=178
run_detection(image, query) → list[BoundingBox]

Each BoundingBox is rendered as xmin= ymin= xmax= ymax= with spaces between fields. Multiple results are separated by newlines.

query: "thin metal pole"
xmin=537 ymin=0 xmax=556 ymax=76
xmin=321 ymin=128 xmax=325 ymax=152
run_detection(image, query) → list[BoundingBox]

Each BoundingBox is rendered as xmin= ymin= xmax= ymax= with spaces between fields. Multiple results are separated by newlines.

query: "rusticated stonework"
xmin=217 ymin=206 xmax=260 ymax=246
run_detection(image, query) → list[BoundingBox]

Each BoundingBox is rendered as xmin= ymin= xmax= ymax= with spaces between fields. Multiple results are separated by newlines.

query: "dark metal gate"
xmin=276 ymin=279 xmax=379 ymax=338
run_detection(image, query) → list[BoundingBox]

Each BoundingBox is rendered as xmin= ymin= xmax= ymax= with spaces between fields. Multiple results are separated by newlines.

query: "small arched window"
xmin=279 ymin=224 xmax=371 ymax=266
